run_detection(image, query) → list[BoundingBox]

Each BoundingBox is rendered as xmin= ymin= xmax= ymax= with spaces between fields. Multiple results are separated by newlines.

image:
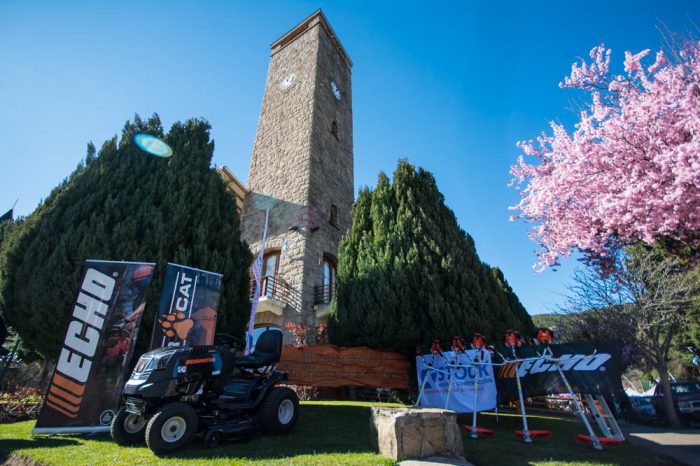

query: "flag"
xmin=245 ymin=208 xmax=270 ymax=355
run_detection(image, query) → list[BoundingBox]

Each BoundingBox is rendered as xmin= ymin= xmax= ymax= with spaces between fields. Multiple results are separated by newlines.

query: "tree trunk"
xmin=38 ymin=358 xmax=53 ymax=390
xmin=658 ymin=366 xmax=681 ymax=427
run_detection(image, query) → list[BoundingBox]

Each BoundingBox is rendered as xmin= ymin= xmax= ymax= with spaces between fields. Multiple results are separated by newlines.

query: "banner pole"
xmin=415 ymin=352 xmax=433 ymax=406
xmin=470 ymin=349 xmax=481 ymax=439
xmin=444 ymin=353 xmax=457 ymax=409
xmin=511 ymin=345 xmax=532 ymax=443
xmin=547 ymin=346 xmax=602 ymax=450
xmin=416 ymin=364 xmax=432 ymax=406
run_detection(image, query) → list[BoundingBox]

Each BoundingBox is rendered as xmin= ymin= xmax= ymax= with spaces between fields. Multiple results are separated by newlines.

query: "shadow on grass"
xmin=458 ymin=411 xmax=678 ymax=466
xmin=168 ymin=403 xmax=379 ymax=461
xmin=0 ymin=437 xmax=79 ymax=459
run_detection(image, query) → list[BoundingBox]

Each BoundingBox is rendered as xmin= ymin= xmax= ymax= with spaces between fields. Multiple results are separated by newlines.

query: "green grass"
xmin=0 ymin=401 xmax=398 ymax=466
xmin=460 ymin=410 xmax=675 ymax=466
xmin=0 ymin=402 xmax=676 ymax=466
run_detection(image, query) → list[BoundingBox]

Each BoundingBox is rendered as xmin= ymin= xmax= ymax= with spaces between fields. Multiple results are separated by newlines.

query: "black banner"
xmin=150 ymin=263 xmax=222 ymax=350
xmin=33 ymin=260 xmax=155 ymax=433
xmin=494 ymin=341 xmax=623 ymax=404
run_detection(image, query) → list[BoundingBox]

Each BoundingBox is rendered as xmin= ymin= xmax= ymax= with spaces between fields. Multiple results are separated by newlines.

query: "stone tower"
xmin=239 ymin=10 xmax=353 ymax=334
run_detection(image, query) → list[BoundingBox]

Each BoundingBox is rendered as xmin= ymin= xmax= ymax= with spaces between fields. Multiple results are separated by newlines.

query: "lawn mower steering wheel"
xmin=214 ymin=333 xmax=245 ymax=350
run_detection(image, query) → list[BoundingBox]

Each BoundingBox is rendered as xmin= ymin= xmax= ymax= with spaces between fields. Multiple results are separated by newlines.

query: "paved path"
xmin=623 ymin=424 xmax=700 ymax=465
xmin=399 ymin=456 xmax=474 ymax=466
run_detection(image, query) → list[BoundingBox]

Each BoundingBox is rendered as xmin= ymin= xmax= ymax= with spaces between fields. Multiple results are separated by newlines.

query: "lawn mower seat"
xmin=219 ymin=348 xmax=237 ymax=375
xmin=233 ymin=330 xmax=283 ymax=369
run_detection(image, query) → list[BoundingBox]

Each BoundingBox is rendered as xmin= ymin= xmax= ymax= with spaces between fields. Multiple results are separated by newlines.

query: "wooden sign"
xmin=277 ymin=345 xmax=409 ymax=388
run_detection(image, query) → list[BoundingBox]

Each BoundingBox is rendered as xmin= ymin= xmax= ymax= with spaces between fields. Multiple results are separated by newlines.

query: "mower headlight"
xmin=135 ymin=355 xmax=152 ymax=373
xmin=145 ymin=350 xmax=177 ymax=372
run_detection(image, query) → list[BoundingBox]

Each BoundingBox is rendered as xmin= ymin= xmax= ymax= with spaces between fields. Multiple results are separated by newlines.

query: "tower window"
xmin=314 ymin=254 xmax=337 ymax=305
xmin=331 ymin=120 xmax=339 ymax=140
xmin=259 ymin=250 xmax=280 ymax=298
xmin=329 ymin=204 xmax=338 ymax=227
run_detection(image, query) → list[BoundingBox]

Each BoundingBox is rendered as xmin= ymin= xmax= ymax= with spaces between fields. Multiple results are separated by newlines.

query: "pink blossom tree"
xmin=511 ymin=40 xmax=700 ymax=272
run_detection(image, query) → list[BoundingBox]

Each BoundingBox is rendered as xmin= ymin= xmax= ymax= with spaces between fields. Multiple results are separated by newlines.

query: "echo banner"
xmin=151 ymin=263 xmax=222 ymax=349
xmin=34 ymin=260 xmax=155 ymax=434
xmin=278 ymin=345 xmax=410 ymax=388
xmin=415 ymin=350 xmax=497 ymax=413
xmin=495 ymin=341 xmax=623 ymax=404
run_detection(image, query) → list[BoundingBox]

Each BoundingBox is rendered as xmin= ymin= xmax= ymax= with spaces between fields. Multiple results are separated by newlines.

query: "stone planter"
xmin=369 ymin=407 xmax=465 ymax=461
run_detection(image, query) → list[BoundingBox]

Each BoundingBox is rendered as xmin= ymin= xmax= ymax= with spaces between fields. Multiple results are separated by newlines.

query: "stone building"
xmin=219 ymin=10 xmax=354 ymax=340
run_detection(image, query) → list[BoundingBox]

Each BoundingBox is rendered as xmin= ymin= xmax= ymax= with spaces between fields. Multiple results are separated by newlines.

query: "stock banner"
xmin=278 ymin=345 xmax=410 ymax=388
xmin=495 ymin=341 xmax=623 ymax=403
xmin=415 ymin=350 xmax=497 ymax=413
xmin=150 ymin=263 xmax=222 ymax=349
xmin=33 ymin=260 xmax=155 ymax=434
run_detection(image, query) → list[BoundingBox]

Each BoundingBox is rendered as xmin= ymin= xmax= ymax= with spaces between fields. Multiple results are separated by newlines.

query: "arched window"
xmin=261 ymin=250 xmax=280 ymax=297
xmin=322 ymin=255 xmax=336 ymax=303
xmin=329 ymin=204 xmax=338 ymax=227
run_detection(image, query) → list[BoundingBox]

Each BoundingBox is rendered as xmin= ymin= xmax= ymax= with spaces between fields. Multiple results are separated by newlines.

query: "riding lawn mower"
xmin=110 ymin=330 xmax=299 ymax=455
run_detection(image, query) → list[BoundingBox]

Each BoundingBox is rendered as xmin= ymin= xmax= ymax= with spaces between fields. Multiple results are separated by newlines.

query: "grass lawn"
xmin=0 ymin=402 xmax=676 ymax=466
xmin=458 ymin=410 xmax=676 ymax=466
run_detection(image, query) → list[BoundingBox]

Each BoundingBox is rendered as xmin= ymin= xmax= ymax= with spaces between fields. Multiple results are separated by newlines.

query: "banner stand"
xmin=33 ymin=426 xmax=110 ymax=435
xmin=415 ymin=349 xmax=497 ymax=413
xmin=542 ymin=345 xmax=603 ymax=450
xmin=150 ymin=263 xmax=223 ymax=350
xmin=33 ymin=260 xmax=156 ymax=435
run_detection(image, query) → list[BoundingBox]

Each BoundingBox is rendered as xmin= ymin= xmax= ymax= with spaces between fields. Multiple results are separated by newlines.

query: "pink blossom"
xmin=511 ymin=42 xmax=700 ymax=272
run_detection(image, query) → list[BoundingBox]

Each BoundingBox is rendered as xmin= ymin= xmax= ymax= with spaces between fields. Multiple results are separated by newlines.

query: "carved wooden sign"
xmin=278 ymin=344 xmax=410 ymax=388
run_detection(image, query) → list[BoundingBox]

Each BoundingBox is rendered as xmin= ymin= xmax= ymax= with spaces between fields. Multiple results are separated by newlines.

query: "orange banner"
xmin=277 ymin=345 xmax=409 ymax=388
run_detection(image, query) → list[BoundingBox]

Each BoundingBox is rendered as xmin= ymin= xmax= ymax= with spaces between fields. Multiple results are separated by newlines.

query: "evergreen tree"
xmin=0 ymin=115 xmax=251 ymax=358
xmin=328 ymin=160 xmax=534 ymax=353
xmin=489 ymin=266 xmax=534 ymax=332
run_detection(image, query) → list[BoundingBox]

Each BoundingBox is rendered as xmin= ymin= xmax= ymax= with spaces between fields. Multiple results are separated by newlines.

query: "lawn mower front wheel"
xmin=145 ymin=402 xmax=199 ymax=455
xmin=111 ymin=406 xmax=147 ymax=445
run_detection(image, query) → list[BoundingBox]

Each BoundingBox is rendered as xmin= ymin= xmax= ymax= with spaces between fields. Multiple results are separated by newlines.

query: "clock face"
xmin=331 ymin=81 xmax=342 ymax=101
xmin=279 ymin=73 xmax=296 ymax=90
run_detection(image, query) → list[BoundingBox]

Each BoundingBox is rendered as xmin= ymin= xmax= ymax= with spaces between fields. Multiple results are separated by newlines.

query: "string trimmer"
xmin=463 ymin=333 xmax=496 ymax=438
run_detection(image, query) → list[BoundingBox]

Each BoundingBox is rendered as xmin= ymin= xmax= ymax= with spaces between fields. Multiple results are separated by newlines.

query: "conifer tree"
xmin=0 ymin=115 xmax=251 ymax=357
xmin=328 ymin=160 xmax=534 ymax=353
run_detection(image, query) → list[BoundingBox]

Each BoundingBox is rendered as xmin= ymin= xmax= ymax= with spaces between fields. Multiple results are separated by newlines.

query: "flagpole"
xmin=245 ymin=208 xmax=270 ymax=355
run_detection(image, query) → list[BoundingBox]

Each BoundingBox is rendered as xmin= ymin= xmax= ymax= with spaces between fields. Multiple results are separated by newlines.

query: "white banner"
xmin=416 ymin=350 xmax=497 ymax=413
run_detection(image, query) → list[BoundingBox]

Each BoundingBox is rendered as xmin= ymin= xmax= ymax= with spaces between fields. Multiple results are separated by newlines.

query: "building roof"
xmin=217 ymin=166 xmax=247 ymax=213
xmin=270 ymin=9 xmax=352 ymax=69
xmin=217 ymin=165 xmax=247 ymax=192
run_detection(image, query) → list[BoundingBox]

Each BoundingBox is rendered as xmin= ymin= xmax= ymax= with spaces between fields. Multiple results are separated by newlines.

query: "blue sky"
xmin=1 ymin=1 xmax=698 ymax=315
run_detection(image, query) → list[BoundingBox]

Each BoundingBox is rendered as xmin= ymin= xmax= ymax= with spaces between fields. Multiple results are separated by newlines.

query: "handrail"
xmin=250 ymin=275 xmax=302 ymax=312
xmin=314 ymin=283 xmax=335 ymax=305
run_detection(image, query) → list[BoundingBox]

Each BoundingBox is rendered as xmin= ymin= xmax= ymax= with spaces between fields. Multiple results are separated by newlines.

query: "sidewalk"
xmin=623 ymin=424 xmax=700 ymax=466
xmin=399 ymin=457 xmax=474 ymax=466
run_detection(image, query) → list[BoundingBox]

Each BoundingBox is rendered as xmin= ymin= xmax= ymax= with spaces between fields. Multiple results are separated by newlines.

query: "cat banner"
xmin=150 ymin=263 xmax=222 ymax=349
xmin=33 ymin=260 xmax=155 ymax=434
xmin=416 ymin=350 xmax=497 ymax=413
